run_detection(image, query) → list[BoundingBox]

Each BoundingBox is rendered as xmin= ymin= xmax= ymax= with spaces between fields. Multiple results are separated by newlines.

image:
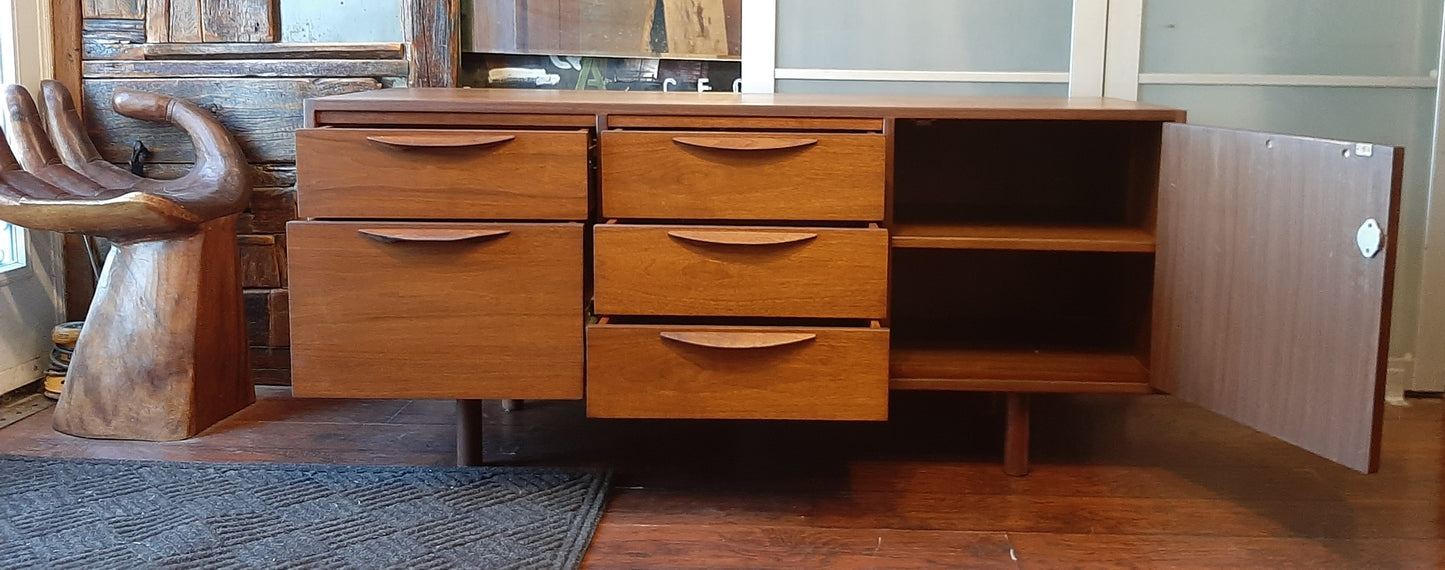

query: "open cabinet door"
xmin=1152 ymin=124 xmax=1402 ymax=473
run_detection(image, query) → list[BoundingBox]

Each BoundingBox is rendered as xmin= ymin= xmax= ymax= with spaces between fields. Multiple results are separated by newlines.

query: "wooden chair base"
xmin=52 ymin=216 xmax=254 ymax=441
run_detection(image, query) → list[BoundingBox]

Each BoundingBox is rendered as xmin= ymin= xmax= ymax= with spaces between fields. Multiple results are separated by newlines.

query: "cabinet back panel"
xmin=890 ymin=249 xmax=1153 ymax=355
xmin=893 ymin=120 xmax=1159 ymax=227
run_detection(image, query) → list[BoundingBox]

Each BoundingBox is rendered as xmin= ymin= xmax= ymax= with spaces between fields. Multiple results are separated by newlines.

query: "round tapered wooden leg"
xmin=1004 ymin=393 xmax=1031 ymax=476
xmin=456 ymin=399 xmax=485 ymax=466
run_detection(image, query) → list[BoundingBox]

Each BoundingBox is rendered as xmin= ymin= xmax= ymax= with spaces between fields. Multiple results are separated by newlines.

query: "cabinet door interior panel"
xmin=288 ymin=221 xmax=585 ymax=399
xmin=1152 ymin=124 xmax=1402 ymax=473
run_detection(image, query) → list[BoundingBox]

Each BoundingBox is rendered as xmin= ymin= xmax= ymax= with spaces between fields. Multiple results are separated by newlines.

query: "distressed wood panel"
xmin=84 ymin=59 xmax=409 ymax=78
xmin=169 ymin=0 xmax=203 ymax=42
xmin=140 ymin=163 xmax=296 ymax=187
xmin=662 ymin=0 xmax=729 ymax=57
xmin=82 ymin=19 xmax=146 ymax=60
xmin=84 ymin=78 xmax=382 ymax=163
xmin=85 ymin=0 xmax=145 ymax=19
xmin=243 ymin=288 xmax=290 ymax=347
xmin=241 ymin=187 xmax=296 ymax=233
xmin=238 ymin=234 xmax=283 ymax=288
xmin=142 ymin=42 xmax=405 ymax=60
xmin=404 ymin=0 xmax=459 ymax=86
xmin=145 ymin=0 xmax=171 ymax=41
xmin=201 ymin=0 xmax=279 ymax=42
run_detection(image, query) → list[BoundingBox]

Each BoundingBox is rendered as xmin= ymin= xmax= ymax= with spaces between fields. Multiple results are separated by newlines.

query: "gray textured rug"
xmin=0 ymin=455 xmax=609 ymax=569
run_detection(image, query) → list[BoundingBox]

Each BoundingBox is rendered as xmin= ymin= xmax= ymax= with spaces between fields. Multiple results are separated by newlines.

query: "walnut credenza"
xmin=288 ymin=89 xmax=1401 ymax=475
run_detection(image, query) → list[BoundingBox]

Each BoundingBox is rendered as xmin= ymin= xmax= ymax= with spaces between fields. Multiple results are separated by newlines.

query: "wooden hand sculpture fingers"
xmin=0 ymin=82 xmax=254 ymax=240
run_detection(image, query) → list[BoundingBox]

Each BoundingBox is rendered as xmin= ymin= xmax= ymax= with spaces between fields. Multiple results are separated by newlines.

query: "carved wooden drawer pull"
xmin=357 ymin=228 xmax=511 ymax=243
xmin=365 ymin=133 xmax=517 ymax=149
xmin=660 ymin=331 xmax=818 ymax=350
xmin=666 ymin=230 xmax=818 ymax=246
xmin=671 ymin=136 xmax=819 ymax=151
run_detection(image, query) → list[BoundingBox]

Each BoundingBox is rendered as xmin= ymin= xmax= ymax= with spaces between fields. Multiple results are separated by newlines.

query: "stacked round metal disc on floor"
xmin=44 ymin=322 xmax=82 ymax=400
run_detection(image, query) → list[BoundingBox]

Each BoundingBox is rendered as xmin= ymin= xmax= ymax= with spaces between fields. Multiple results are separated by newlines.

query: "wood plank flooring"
xmin=2 ymin=388 xmax=1439 ymax=568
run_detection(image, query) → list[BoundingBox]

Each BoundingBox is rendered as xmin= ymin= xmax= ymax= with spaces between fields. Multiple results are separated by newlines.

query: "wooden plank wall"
xmin=76 ymin=0 xmax=415 ymax=384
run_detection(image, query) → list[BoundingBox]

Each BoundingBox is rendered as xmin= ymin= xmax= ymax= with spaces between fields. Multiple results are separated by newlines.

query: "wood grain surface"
xmin=84 ymin=78 xmax=383 ymax=164
xmin=306 ymin=88 xmax=1188 ymax=122
xmin=1 ymin=387 xmax=1439 ymax=568
xmin=600 ymin=130 xmax=885 ymax=221
xmin=1152 ymin=124 xmax=1402 ymax=473
xmin=288 ymin=221 xmax=584 ymax=400
xmin=586 ymin=323 xmax=889 ymax=420
xmin=593 ymin=224 xmax=888 ymax=319
xmin=606 ymin=115 xmax=884 ymax=131
xmin=889 ymin=223 xmax=1155 ymax=253
xmin=295 ymin=128 xmax=588 ymax=220
xmin=53 ymin=217 xmax=253 ymax=441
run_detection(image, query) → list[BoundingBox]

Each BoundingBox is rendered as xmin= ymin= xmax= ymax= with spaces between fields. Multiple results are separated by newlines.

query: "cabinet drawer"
xmin=600 ymin=130 xmax=885 ymax=221
xmin=287 ymin=221 xmax=583 ymax=399
xmin=296 ymin=128 xmax=589 ymax=220
xmin=594 ymin=224 xmax=888 ymax=319
xmin=586 ymin=323 xmax=889 ymax=420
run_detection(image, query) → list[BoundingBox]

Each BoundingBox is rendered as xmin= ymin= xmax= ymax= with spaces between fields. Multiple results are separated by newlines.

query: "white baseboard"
xmin=1385 ymin=356 xmax=1415 ymax=405
xmin=0 ymin=355 xmax=45 ymax=395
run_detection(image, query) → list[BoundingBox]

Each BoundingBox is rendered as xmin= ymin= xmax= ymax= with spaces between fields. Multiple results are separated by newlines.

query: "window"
xmin=0 ymin=221 xmax=23 ymax=273
xmin=0 ymin=0 xmax=26 ymax=275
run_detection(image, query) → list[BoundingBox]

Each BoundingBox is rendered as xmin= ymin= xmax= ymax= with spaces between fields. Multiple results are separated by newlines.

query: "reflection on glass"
xmin=0 ymin=221 xmax=26 ymax=273
xmin=466 ymin=0 xmax=742 ymax=60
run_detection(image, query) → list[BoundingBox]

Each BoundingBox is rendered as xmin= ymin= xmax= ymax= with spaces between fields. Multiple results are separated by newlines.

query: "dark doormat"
xmin=0 ymin=455 xmax=609 ymax=569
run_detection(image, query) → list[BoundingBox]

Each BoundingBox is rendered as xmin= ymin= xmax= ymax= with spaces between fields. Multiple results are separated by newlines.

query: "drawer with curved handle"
xmin=296 ymin=128 xmax=588 ymax=220
xmin=287 ymin=220 xmax=584 ymax=399
xmin=585 ymin=323 xmax=889 ymax=420
xmin=593 ymin=224 xmax=889 ymax=319
xmin=599 ymin=130 xmax=885 ymax=221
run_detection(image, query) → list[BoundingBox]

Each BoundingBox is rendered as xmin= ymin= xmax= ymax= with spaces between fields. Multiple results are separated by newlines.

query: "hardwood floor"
xmin=2 ymin=387 xmax=1440 ymax=568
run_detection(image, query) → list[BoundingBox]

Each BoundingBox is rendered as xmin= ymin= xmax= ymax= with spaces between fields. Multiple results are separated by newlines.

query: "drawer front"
xmin=296 ymin=128 xmax=589 ymax=220
xmin=288 ymin=221 xmax=583 ymax=399
xmin=586 ymin=324 xmax=889 ymax=420
xmin=600 ymin=130 xmax=885 ymax=221
xmin=593 ymin=224 xmax=888 ymax=319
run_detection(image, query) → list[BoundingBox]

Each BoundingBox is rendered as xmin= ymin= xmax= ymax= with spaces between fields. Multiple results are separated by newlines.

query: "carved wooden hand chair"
xmin=0 ymin=80 xmax=254 ymax=440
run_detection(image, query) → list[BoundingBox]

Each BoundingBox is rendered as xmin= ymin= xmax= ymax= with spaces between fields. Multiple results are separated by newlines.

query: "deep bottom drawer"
xmin=585 ymin=323 xmax=889 ymax=420
xmin=288 ymin=221 xmax=584 ymax=399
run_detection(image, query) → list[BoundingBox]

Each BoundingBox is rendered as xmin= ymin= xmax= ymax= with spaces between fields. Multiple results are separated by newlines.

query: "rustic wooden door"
xmin=1151 ymin=123 xmax=1403 ymax=473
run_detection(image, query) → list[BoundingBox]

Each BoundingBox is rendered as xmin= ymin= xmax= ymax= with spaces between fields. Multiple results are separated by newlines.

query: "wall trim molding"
xmin=773 ymin=69 xmax=1070 ymax=84
xmin=1138 ymin=73 xmax=1437 ymax=89
xmin=1386 ymin=355 xmax=1416 ymax=404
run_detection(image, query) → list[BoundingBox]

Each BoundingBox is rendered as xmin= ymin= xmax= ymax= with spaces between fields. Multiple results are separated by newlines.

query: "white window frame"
xmin=0 ymin=0 xmax=54 ymax=286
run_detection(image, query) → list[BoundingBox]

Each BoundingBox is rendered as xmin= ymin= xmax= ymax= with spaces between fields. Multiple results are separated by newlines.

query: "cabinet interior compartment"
xmin=889 ymin=248 xmax=1154 ymax=393
xmin=890 ymin=119 xmax=1161 ymax=252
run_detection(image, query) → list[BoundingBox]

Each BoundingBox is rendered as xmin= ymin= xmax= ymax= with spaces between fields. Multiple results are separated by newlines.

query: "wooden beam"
xmin=52 ymin=0 xmax=84 ymax=99
xmin=84 ymin=59 xmax=410 ymax=78
xmin=83 ymin=77 xmax=383 ymax=164
xmin=142 ymin=42 xmax=406 ymax=60
xmin=145 ymin=0 xmax=170 ymax=42
xmin=82 ymin=19 xmax=146 ymax=60
xmin=404 ymin=0 xmax=459 ymax=87
xmin=83 ymin=0 xmax=144 ymax=19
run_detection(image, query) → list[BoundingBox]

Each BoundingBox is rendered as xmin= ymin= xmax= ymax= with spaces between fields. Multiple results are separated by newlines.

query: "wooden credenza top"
xmin=306 ymin=88 xmax=1187 ymax=122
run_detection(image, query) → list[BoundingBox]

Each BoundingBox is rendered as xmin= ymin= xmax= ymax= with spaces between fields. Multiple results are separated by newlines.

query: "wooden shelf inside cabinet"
xmin=889 ymin=223 xmax=1156 ymax=253
xmin=889 ymin=347 xmax=1153 ymax=394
